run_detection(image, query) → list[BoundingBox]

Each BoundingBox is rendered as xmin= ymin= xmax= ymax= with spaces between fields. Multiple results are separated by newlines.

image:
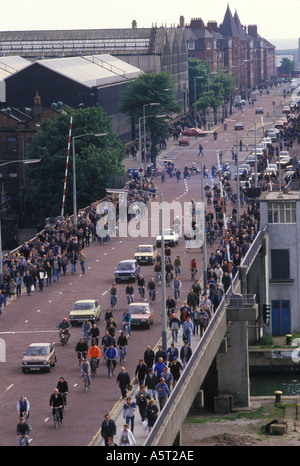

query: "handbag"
xmin=142 ymin=420 xmax=148 ymax=431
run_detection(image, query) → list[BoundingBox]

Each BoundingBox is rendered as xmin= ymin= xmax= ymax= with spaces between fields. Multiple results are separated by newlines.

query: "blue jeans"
xmin=54 ymin=268 xmax=60 ymax=281
xmin=125 ymin=415 xmax=135 ymax=432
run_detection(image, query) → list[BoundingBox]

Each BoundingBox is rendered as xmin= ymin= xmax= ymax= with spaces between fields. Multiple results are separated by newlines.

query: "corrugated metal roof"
xmin=34 ymin=54 xmax=143 ymax=88
xmin=0 ymin=56 xmax=30 ymax=79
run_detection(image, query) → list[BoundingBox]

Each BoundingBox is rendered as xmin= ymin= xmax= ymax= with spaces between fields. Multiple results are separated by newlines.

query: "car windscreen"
xmin=118 ymin=263 xmax=134 ymax=270
xmin=136 ymin=247 xmax=152 ymax=252
xmin=26 ymin=347 xmax=49 ymax=356
xmin=131 ymin=307 xmax=149 ymax=314
xmin=73 ymin=303 xmax=95 ymax=310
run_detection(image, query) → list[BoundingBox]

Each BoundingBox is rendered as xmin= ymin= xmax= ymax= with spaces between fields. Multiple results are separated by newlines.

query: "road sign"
xmin=138 ymin=168 xmax=144 ymax=177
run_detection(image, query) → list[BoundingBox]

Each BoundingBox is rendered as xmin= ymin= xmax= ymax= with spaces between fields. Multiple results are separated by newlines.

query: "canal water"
xmin=250 ymin=374 xmax=300 ymax=396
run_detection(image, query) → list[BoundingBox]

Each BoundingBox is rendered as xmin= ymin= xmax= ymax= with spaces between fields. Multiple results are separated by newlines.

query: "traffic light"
xmin=263 ymin=304 xmax=271 ymax=323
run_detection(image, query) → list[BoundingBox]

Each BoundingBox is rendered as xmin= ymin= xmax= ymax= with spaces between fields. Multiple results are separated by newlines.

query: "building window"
xmin=7 ymin=137 xmax=17 ymax=153
xmin=207 ymin=41 xmax=211 ymax=50
xmin=267 ymin=201 xmax=296 ymax=223
xmin=271 ymin=249 xmax=290 ymax=280
xmin=187 ymin=41 xmax=195 ymax=50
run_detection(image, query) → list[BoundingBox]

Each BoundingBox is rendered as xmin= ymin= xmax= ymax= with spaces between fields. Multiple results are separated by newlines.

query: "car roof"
xmin=137 ymin=244 xmax=154 ymax=247
xmin=118 ymin=259 xmax=136 ymax=263
xmin=128 ymin=302 xmax=150 ymax=307
xmin=28 ymin=343 xmax=51 ymax=347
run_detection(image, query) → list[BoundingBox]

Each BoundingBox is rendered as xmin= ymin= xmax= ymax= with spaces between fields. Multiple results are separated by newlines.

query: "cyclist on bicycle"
xmin=82 ymin=320 xmax=92 ymax=341
xmin=173 ymin=256 xmax=182 ymax=277
xmin=190 ymin=258 xmax=198 ymax=279
xmin=117 ymin=330 xmax=128 ymax=362
xmin=125 ymin=284 xmax=134 ymax=304
xmin=172 ymin=276 xmax=182 ymax=300
xmin=75 ymin=336 xmax=88 ymax=364
xmin=105 ymin=344 xmax=118 ymax=375
xmin=110 ymin=283 xmax=117 ymax=308
xmin=58 ymin=317 xmax=71 ymax=339
xmin=147 ymin=277 xmax=156 ymax=302
xmin=88 ymin=342 xmax=101 ymax=369
xmin=57 ymin=377 xmax=69 ymax=407
xmin=137 ymin=274 xmax=145 ymax=298
xmin=17 ymin=395 xmax=30 ymax=420
xmin=80 ymin=359 xmax=91 ymax=389
xmin=16 ymin=417 xmax=31 ymax=446
xmin=49 ymin=388 xmax=64 ymax=423
xmin=122 ymin=309 xmax=132 ymax=337
xmin=90 ymin=323 xmax=100 ymax=346
xmin=154 ymin=261 xmax=162 ymax=284
xmin=102 ymin=330 xmax=114 ymax=356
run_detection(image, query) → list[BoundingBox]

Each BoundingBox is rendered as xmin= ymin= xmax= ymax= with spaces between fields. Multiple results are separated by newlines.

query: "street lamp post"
xmin=143 ymin=103 xmax=160 ymax=171
xmin=139 ymin=114 xmax=166 ymax=172
xmin=72 ymin=132 xmax=108 ymax=227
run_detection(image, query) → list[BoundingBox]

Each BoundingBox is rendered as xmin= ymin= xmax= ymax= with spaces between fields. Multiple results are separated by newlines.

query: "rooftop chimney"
xmin=132 ymin=20 xmax=137 ymax=29
xmin=33 ymin=91 xmax=41 ymax=116
xmin=179 ymin=16 xmax=185 ymax=28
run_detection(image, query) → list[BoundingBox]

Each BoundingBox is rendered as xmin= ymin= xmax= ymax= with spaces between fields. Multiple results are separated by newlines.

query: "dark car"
xmin=255 ymin=107 xmax=264 ymax=114
xmin=127 ymin=168 xmax=139 ymax=179
xmin=115 ymin=259 xmax=140 ymax=283
xmin=178 ymin=136 xmax=190 ymax=146
xmin=234 ymin=122 xmax=244 ymax=131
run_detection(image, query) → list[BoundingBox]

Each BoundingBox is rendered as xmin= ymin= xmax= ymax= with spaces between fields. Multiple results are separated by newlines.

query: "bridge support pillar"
xmin=216 ymin=320 xmax=250 ymax=407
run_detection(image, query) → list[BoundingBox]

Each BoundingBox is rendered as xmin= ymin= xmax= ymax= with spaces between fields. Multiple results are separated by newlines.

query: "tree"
xmin=119 ymin=72 xmax=181 ymax=165
xmin=25 ymin=106 xmax=125 ymax=223
xmin=279 ymin=57 xmax=294 ymax=78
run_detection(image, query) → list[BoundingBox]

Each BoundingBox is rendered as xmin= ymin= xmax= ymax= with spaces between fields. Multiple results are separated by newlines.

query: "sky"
xmin=1 ymin=0 xmax=299 ymax=48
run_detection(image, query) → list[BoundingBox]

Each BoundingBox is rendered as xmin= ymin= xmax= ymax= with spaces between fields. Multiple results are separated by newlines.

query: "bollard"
xmin=274 ymin=390 xmax=282 ymax=403
xmin=286 ymin=334 xmax=292 ymax=345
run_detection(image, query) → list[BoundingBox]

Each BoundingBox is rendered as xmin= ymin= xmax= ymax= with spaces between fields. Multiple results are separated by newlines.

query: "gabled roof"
xmin=0 ymin=56 xmax=30 ymax=79
xmin=233 ymin=10 xmax=247 ymax=41
xmin=26 ymin=54 xmax=142 ymax=88
xmin=219 ymin=4 xmax=239 ymax=38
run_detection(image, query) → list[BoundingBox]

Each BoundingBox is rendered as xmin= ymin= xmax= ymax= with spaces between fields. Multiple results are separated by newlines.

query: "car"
xmin=234 ymin=122 xmax=244 ymax=130
xmin=114 ymin=259 xmax=140 ymax=283
xmin=277 ymin=157 xmax=291 ymax=169
xmin=181 ymin=128 xmax=207 ymax=137
xmin=69 ymin=299 xmax=101 ymax=325
xmin=178 ymin=136 xmax=190 ymax=146
xmin=261 ymin=137 xmax=272 ymax=147
xmin=128 ymin=302 xmax=153 ymax=329
xmin=126 ymin=168 xmax=139 ymax=179
xmin=265 ymin=164 xmax=277 ymax=175
xmin=265 ymin=130 xmax=277 ymax=142
xmin=156 ymin=228 xmax=179 ymax=247
xmin=274 ymin=121 xmax=284 ymax=129
xmin=22 ymin=343 xmax=56 ymax=373
xmin=279 ymin=117 xmax=288 ymax=126
xmin=282 ymin=106 xmax=290 ymax=114
xmin=246 ymin=155 xmax=256 ymax=167
xmin=240 ymin=163 xmax=251 ymax=174
xmin=134 ymin=244 xmax=157 ymax=265
xmin=253 ymin=147 xmax=265 ymax=157
xmin=255 ymin=107 xmax=264 ymax=114
xmin=280 ymin=151 xmax=290 ymax=157
xmin=288 ymin=113 xmax=296 ymax=120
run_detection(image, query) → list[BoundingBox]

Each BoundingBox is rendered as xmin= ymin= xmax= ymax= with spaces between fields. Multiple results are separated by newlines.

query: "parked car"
xmin=178 ymin=136 xmax=190 ymax=146
xmin=69 ymin=299 xmax=101 ymax=325
xmin=22 ymin=343 xmax=56 ymax=373
xmin=127 ymin=168 xmax=139 ymax=179
xmin=156 ymin=229 xmax=179 ymax=247
xmin=234 ymin=122 xmax=244 ymax=131
xmin=128 ymin=302 xmax=153 ymax=329
xmin=246 ymin=155 xmax=256 ymax=167
xmin=274 ymin=121 xmax=284 ymax=129
xmin=134 ymin=244 xmax=157 ymax=265
xmin=277 ymin=157 xmax=291 ymax=169
xmin=279 ymin=151 xmax=290 ymax=157
xmin=265 ymin=130 xmax=277 ymax=142
xmin=261 ymin=137 xmax=272 ymax=147
xmin=282 ymin=106 xmax=290 ymax=114
xmin=181 ymin=128 xmax=207 ymax=137
xmin=115 ymin=259 xmax=140 ymax=283
xmin=255 ymin=107 xmax=264 ymax=114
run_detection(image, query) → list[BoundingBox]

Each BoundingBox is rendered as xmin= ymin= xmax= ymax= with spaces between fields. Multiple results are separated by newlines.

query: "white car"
xmin=156 ymin=229 xmax=179 ymax=247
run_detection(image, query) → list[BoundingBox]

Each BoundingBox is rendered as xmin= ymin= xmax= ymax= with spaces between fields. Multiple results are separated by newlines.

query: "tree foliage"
xmin=25 ymin=106 xmax=125 ymax=222
xmin=119 ymin=72 xmax=181 ymax=162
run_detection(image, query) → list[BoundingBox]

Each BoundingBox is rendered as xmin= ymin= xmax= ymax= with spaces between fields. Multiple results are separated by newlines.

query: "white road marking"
xmin=5 ymin=384 xmax=14 ymax=392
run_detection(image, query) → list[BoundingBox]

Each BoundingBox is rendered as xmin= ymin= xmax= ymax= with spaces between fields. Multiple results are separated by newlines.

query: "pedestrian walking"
xmin=101 ymin=414 xmax=117 ymax=446
xmin=79 ymin=250 xmax=87 ymax=274
xmin=122 ymin=397 xmax=136 ymax=433
xmin=116 ymin=367 xmax=131 ymax=399
xmin=146 ymin=399 xmax=159 ymax=432
xmin=135 ymin=385 xmax=150 ymax=421
xmin=119 ymin=424 xmax=136 ymax=446
xmin=155 ymin=377 xmax=170 ymax=411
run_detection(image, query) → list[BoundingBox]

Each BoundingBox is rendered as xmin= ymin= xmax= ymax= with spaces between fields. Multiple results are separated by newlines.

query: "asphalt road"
xmin=0 ymin=84 xmax=289 ymax=446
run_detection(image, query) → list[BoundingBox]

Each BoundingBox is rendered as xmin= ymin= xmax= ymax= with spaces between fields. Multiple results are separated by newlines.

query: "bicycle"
xmin=82 ymin=330 xmax=90 ymax=344
xmin=122 ymin=322 xmax=131 ymax=338
xmin=126 ymin=294 xmax=134 ymax=305
xmin=59 ymin=392 xmax=67 ymax=407
xmin=52 ymin=407 xmax=62 ymax=429
xmin=107 ymin=359 xmax=115 ymax=378
xmin=83 ymin=372 xmax=90 ymax=392
xmin=18 ymin=434 xmax=30 ymax=446
xmin=119 ymin=346 xmax=127 ymax=364
xmin=191 ymin=267 xmax=197 ymax=280
xmin=110 ymin=294 xmax=117 ymax=311
xmin=174 ymin=287 xmax=180 ymax=301
xmin=155 ymin=272 xmax=162 ymax=286
xmin=166 ymin=272 xmax=172 ymax=286
xmin=138 ymin=286 xmax=145 ymax=298
xmin=149 ymin=289 xmax=156 ymax=303
xmin=90 ymin=358 xmax=98 ymax=377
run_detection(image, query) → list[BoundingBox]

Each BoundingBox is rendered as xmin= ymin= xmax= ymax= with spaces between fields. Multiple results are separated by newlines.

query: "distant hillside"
xmin=276 ymin=49 xmax=297 ymax=55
